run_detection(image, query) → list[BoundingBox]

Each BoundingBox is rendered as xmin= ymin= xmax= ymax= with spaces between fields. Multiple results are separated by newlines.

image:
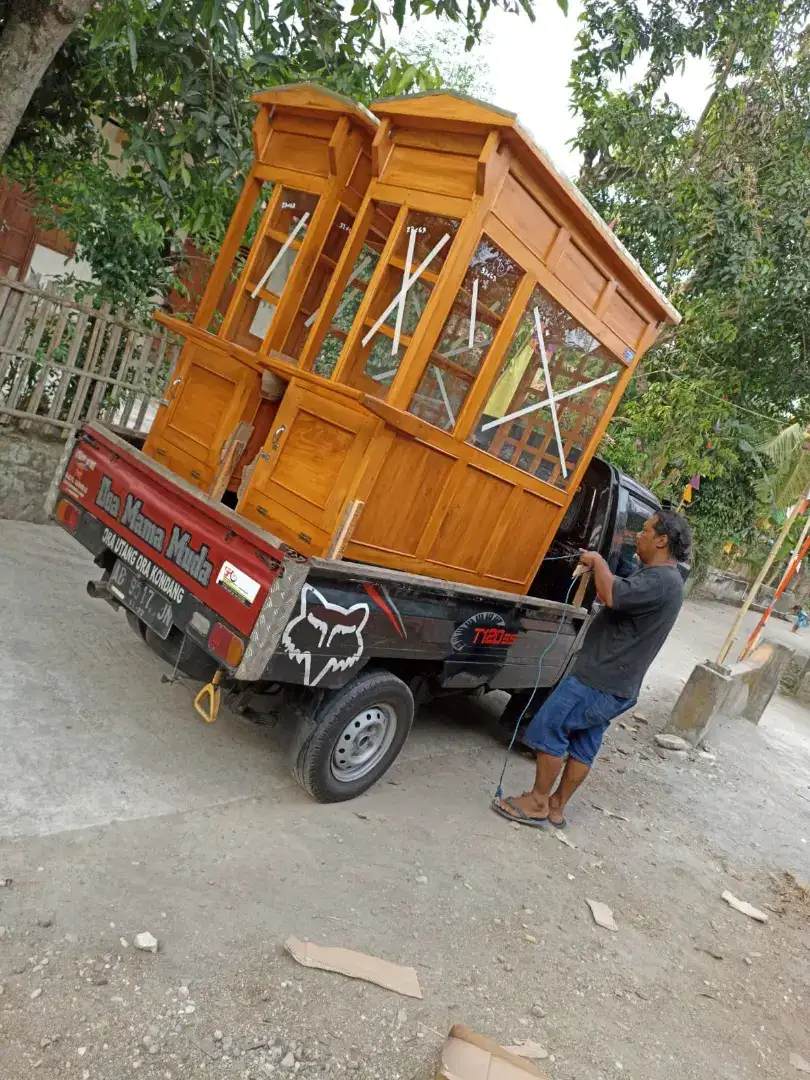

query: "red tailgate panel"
xmin=60 ymin=429 xmax=285 ymax=636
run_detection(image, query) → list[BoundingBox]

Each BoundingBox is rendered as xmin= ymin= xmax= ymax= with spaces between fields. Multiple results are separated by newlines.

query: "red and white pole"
xmin=738 ymin=522 xmax=810 ymax=660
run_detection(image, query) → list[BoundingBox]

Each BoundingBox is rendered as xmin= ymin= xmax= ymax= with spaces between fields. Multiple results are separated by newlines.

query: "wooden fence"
xmin=0 ymin=276 xmax=181 ymax=438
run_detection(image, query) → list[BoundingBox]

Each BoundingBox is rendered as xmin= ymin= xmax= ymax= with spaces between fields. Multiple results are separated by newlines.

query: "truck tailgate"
xmin=54 ymin=423 xmax=294 ymax=642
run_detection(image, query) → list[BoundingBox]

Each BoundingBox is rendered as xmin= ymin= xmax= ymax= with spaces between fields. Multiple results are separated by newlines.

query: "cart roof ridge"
xmin=250 ymin=82 xmax=379 ymax=133
xmin=371 ymin=88 xmax=680 ymax=326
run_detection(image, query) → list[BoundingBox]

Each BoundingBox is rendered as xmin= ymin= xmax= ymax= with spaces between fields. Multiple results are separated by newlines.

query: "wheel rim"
xmin=330 ymin=703 xmax=397 ymax=783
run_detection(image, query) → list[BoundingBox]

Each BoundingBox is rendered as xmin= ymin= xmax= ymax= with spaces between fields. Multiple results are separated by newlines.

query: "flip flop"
xmin=491 ymin=797 xmax=549 ymax=828
xmin=548 ymin=817 xmax=568 ymax=829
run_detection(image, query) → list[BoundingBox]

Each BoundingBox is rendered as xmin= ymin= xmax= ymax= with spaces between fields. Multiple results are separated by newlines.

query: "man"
xmin=494 ymin=509 xmax=691 ymax=829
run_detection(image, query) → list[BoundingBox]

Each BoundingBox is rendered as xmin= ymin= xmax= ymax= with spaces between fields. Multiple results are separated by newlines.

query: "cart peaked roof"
xmin=250 ymin=82 xmax=379 ymax=133
xmin=371 ymin=90 xmax=680 ymax=326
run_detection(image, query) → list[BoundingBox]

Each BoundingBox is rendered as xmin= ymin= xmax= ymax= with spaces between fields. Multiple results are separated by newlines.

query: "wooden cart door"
xmin=145 ymin=343 xmax=259 ymax=489
xmin=237 ymin=382 xmax=373 ymax=555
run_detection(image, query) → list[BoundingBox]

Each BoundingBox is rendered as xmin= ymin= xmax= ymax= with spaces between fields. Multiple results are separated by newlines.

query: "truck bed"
xmin=52 ymin=423 xmax=589 ymax=692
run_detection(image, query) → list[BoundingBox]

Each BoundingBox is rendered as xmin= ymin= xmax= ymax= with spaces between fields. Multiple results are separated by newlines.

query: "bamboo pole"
xmin=716 ymin=494 xmax=809 ymax=665
xmin=738 ymin=513 xmax=810 ymax=660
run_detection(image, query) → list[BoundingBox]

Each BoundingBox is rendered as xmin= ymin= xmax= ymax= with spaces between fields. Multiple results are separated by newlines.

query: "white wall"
xmin=27 ymin=244 xmax=95 ymax=288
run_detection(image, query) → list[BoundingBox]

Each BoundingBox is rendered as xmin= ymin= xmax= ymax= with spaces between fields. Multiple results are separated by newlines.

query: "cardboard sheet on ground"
xmin=437 ymin=1025 xmax=548 ymax=1080
xmin=284 ymin=937 xmax=422 ymax=999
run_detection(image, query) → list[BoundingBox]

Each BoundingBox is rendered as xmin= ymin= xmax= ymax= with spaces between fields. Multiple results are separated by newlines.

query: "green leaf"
xmin=127 ymin=27 xmax=138 ymax=72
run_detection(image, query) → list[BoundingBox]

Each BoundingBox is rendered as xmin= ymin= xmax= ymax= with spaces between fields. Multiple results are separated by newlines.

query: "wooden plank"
xmin=371 ymin=118 xmax=392 ymax=178
xmin=46 ymin=297 xmax=93 ymax=424
xmin=359 ymin=395 xmax=567 ymax=506
xmin=209 ymin=421 xmax=253 ymax=501
xmin=353 ymin=435 xmax=456 ymax=557
xmin=594 ymin=280 xmax=617 ymax=318
xmin=325 ymin=499 xmax=365 ymax=560
xmin=476 ymin=130 xmax=501 ymax=196
xmin=263 ymin=130 xmax=331 ymax=178
xmin=98 ymin=326 xmax=138 ymax=424
xmin=85 ymin=319 xmax=123 ymax=423
xmin=133 ymin=334 xmax=170 ymax=430
xmin=395 ymin=127 xmax=487 ymax=158
xmin=327 ymin=116 xmax=350 ymax=175
xmin=2 ymin=292 xmax=54 ymax=411
xmin=254 ymin=163 xmax=328 ymax=193
xmin=65 ymin=303 xmax=110 ymax=426
xmin=195 ymin=171 xmax=263 ymax=330
xmin=507 ymin=155 xmax=668 ymax=326
xmin=252 ymin=107 xmax=272 ymax=161
xmin=602 ymin=289 xmax=648 ymax=351
xmin=117 ymin=330 xmax=155 ymax=429
xmin=544 ymin=226 xmax=570 ymax=271
xmin=365 ymin=183 xmax=471 ymax=220
xmin=23 ymin=290 xmax=74 ymax=426
xmin=271 ymin=111 xmax=337 ymax=141
xmin=381 ymin=145 xmax=478 ymax=200
xmin=0 ymin=288 xmax=33 ymax=389
xmin=554 ymin=240 xmax=609 ymax=310
xmin=371 ymin=95 xmax=516 ymax=132
xmin=249 ymin=85 xmax=378 ymax=134
xmin=492 ymin=172 xmax=560 ymax=265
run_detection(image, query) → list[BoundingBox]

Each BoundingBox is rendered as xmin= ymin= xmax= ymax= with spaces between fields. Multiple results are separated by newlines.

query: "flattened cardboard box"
xmin=437 ymin=1025 xmax=548 ymax=1080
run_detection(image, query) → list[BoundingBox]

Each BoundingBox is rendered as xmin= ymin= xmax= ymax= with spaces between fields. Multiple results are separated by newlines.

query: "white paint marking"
xmin=432 ymin=366 xmax=456 ymax=427
xmin=468 ymin=276 xmax=479 ymax=350
xmin=251 ymin=212 xmax=310 ymax=299
xmin=533 ymin=308 xmax=568 ymax=478
xmin=480 ymin=370 xmax=618 ymax=431
xmin=361 ymin=233 xmax=451 ymax=348
xmin=391 ymin=227 xmax=417 ymax=356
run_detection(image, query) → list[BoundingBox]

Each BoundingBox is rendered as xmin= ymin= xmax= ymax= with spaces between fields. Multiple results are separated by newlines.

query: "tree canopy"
xmin=0 ymin=0 xmax=512 ymax=306
xmin=570 ymin=0 xmax=810 ymax=568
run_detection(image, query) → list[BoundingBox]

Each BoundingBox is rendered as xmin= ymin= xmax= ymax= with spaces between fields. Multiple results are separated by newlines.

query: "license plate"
xmin=109 ymin=559 xmax=174 ymax=639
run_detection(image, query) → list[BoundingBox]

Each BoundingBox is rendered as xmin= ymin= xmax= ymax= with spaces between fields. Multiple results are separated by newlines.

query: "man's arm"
xmin=578 ymin=549 xmax=614 ymax=606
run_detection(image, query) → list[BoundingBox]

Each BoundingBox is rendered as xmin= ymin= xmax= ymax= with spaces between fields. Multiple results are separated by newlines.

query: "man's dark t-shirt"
xmin=572 ymin=564 xmax=684 ymax=699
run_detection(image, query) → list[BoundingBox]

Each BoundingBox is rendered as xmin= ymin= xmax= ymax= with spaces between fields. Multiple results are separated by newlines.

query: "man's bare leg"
xmin=548 ymin=756 xmax=590 ymax=825
xmin=497 ymin=751 xmax=564 ymax=820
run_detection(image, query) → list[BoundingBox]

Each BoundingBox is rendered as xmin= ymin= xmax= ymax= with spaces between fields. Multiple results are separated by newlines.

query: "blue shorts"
xmin=523 ymin=674 xmax=636 ymax=767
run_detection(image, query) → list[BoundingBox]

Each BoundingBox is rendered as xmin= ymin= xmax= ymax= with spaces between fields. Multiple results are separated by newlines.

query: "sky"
xmin=475 ymin=0 xmax=715 ymax=178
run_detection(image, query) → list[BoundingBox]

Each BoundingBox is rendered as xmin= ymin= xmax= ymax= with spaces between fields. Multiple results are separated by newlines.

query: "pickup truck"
xmin=51 ymin=421 xmax=667 ymax=802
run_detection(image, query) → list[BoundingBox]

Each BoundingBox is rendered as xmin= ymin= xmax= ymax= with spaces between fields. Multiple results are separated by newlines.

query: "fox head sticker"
xmin=280 ymin=584 xmax=370 ymax=687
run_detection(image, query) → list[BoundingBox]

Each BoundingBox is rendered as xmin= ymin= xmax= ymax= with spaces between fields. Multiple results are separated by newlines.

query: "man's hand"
xmin=578 ymin=549 xmax=615 ymax=606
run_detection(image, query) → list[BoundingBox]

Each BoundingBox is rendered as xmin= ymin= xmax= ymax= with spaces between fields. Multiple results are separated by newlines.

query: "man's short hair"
xmin=652 ymin=510 xmax=692 ymax=562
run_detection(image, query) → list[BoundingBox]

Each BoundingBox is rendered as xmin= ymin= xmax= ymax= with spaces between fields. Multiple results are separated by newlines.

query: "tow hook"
xmin=194 ymin=670 xmax=224 ymax=723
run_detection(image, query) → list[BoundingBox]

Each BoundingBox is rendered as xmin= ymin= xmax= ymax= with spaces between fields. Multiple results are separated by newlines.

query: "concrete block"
xmin=664 ymin=638 xmax=795 ymax=745
xmin=797 ymin=671 xmax=810 ymax=707
xmin=663 ymin=662 xmax=732 ymax=748
xmin=735 ymin=641 xmax=794 ymax=725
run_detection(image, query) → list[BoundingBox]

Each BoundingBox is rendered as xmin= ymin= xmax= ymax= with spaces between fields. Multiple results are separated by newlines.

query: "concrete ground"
xmin=1 ymin=521 xmax=809 ymax=1080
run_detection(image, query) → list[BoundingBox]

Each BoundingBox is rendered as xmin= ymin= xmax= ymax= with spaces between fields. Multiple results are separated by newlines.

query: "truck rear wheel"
xmin=292 ymin=670 xmax=414 ymax=803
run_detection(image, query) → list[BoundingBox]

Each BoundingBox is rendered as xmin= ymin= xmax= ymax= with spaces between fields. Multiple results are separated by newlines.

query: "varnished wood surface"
xmin=147 ymin=84 xmax=680 ymax=596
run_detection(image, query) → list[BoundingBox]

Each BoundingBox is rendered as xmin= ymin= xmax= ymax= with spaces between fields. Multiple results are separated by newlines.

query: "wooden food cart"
xmin=145 ymin=83 xmax=679 ymax=597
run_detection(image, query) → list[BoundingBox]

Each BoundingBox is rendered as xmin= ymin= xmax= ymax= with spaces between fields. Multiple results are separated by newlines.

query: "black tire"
xmin=292 ymin=670 xmax=414 ymax=803
xmin=490 ymin=687 xmax=550 ymax=748
xmin=125 ymin=610 xmax=148 ymax=641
